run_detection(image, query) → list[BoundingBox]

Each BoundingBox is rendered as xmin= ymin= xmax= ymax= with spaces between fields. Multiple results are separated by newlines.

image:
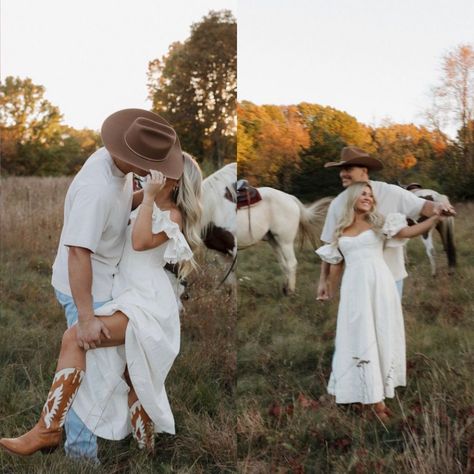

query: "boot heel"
xmin=40 ymin=445 xmax=58 ymax=454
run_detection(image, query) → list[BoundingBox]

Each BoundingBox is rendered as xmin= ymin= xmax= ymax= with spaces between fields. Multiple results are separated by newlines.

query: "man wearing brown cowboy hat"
xmin=317 ymin=146 xmax=455 ymax=301
xmin=50 ymin=108 xmax=183 ymax=461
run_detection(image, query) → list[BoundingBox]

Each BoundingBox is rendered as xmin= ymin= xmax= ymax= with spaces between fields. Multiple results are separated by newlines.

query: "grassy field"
xmin=1 ymin=177 xmax=473 ymax=473
xmin=0 ymin=177 xmax=236 ymax=473
xmin=237 ymin=202 xmax=474 ymax=473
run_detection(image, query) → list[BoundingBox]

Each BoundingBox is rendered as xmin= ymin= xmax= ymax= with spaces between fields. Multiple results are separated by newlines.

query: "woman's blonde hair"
xmin=334 ymin=181 xmax=384 ymax=241
xmin=174 ymin=152 xmax=203 ymax=278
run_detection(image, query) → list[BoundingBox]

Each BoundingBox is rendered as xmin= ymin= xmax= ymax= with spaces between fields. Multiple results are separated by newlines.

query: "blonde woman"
xmin=316 ymin=182 xmax=443 ymax=420
xmin=0 ymin=152 xmax=202 ymax=456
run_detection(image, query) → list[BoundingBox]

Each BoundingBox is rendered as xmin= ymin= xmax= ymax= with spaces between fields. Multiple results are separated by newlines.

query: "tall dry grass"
xmin=0 ymin=177 xmax=236 ymax=473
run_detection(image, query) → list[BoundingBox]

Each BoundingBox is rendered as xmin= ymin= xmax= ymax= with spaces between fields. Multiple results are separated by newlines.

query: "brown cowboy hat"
xmin=101 ymin=108 xmax=184 ymax=179
xmin=324 ymin=146 xmax=383 ymax=171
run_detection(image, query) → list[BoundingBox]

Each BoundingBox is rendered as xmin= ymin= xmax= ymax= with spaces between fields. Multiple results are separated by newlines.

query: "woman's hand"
xmin=143 ymin=169 xmax=167 ymax=199
xmin=316 ymin=280 xmax=330 ymax=301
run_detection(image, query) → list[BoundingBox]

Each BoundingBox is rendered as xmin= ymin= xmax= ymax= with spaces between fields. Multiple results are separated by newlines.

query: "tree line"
xmin=1 ymin=21 xmax=471 ymax=201
xmin=0 ymin=10 xmax=236 ymax=177
xmin=239 ymin=44 xmax=474 ymax=201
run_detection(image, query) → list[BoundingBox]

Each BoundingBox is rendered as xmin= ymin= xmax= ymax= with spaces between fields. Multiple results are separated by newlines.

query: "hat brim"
xmin=324 ymin=156 xmax=383 ymax=171
xmin=101 ymin=108 xmax=184 ymax=179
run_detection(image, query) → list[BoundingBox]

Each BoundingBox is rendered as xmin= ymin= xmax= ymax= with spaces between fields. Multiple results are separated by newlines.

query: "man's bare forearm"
xmin=420 ymin=199 xmax=455 ymax=217
xmin=68 ymin=246 xmax=94 ymax=323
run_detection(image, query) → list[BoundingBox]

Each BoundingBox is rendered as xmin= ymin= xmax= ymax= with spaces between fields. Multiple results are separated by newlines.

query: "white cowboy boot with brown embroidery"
xmin=130 ymin=399 xmax=155 ymax=454
xmin=0 ymin=368 xmax=84 ymax=456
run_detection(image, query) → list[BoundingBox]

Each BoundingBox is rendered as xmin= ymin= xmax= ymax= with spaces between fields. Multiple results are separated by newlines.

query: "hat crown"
xmin=124 ymin=117 xmax=177 ymax=162
xmin=341 ymin=146 xmax=370 ymax=162
xmin=101 ymin=108 xmax=184 ymax=178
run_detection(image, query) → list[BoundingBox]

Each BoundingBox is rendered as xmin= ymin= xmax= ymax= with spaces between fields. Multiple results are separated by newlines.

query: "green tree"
xmin=0 ymin=76 xmax=100 ymax=175
xmin=147 ymin=10 xmax=236 ymax=169
xmin=292 ymin=104 xmax=374 ymax=199
xmin=0 ymin=76 xmax=64 ymax=174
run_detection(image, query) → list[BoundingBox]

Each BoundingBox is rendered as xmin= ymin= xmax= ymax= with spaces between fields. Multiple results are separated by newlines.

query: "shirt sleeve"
xmin=320 ymin=199 xmax=339 ymax=243
xmin=62 ymin=185 xmax=111 ymax=253
xmin=382 ymin=183 xmax=426 ymax=219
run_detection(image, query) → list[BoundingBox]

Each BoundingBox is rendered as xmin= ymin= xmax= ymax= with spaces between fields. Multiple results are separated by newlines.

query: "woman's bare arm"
xmin=328 ymin=262 xmax=344 ymax=299
xmin=395 ymin=215 xmax=442 ymax=239
xmin=131 ymin=171 xmax=182 ymax=251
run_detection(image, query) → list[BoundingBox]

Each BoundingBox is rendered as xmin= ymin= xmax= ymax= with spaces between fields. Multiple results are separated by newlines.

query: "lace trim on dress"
xmin=130 ymin=204 xmax=193 ymax=263
xmin=315 ymin=243 xmax=344 ymax=264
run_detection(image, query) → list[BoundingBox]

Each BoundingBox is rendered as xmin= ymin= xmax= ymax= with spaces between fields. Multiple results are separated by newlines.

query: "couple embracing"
xmin=315 ymin=146 xmax=455 ymax=421
xmin=0 ymin=109 xmax=202 ymax=461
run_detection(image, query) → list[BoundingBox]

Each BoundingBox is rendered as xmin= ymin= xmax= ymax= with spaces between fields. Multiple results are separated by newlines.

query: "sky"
xmin=238 ymin=0 xmax=473 ymax=136
xmin=1 ymin=0 xmax=236 ymax=131
xmin=2 ymin=1 xmax=472 ymax=135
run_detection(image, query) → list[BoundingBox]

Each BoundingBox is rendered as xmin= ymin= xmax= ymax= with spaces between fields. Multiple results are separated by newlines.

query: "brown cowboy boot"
xmin=130 ymin=399 xmax=155 ymax=454
xmin=0 ymin=367 xmax=84 ymax=456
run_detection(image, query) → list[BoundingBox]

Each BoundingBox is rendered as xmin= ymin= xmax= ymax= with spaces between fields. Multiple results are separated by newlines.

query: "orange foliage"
xmin=238 ymin=102 xmax=310 ymax=187
xmin=402 ymin=153 xmax=417 ymax=169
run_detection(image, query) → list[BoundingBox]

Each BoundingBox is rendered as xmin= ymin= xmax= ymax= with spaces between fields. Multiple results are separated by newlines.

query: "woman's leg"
xmin=124 ymin=367 xmax=138 ymax=406
xmin=56 ymin=311 xmax=129 ymax=370
xmin=123 ymin=367 xmax=154 ymax=453
xmin=0 ymin=312 xmax=129 ymax=457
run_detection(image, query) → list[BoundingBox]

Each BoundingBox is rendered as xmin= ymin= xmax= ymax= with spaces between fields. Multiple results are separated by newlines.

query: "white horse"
xmin=165 ymin=162 xmax=237 ymax=307
xmin=198 ymin=162 xmax=237 ymax=290
xmin=238 ymin=188 xmax=332 ymax=294
xmin=406 ymin=185 xmax=456 ymax=276
xmin=201 ymin=162 xmax=237 ymax=256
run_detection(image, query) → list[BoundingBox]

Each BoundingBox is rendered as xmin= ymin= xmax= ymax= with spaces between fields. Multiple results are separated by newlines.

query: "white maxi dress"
xmin=72 ymin=204 xmax=192 ymax=439
xmin=316 ymin=213 xmax=408 ymax=404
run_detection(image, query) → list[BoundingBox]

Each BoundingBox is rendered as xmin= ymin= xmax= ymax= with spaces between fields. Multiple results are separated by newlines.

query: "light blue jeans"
xmin=395 ymin=279 xmax=404 ymax=298
xmin=55 ymin=289 xmax=109 ymax=462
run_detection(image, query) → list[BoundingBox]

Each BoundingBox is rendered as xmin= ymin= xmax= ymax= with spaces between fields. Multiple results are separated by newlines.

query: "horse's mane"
xmin=203 ymin=163 xmax=236 ymax=190
xmin=201 ymin=162 xmax=237 ymax=230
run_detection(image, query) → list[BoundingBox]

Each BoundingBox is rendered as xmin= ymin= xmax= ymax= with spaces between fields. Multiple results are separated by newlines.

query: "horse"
xmin=237 ymin=187 xmax=332 ymax=294
xmin=201 ymin=162 xmax=237 ymax=257
xmin=405 ymin=184 xmax=456 ymax=276
xmin=201 ymin=162 xmax=237 ymax=284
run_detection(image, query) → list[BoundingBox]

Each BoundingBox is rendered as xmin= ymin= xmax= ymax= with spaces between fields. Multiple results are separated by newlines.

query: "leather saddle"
xmin=225 ymin=179 xmax=262 ymax=209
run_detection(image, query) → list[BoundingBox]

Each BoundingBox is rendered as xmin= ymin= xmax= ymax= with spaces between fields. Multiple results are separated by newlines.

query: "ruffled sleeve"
xmin=315 ymin=243 xmax=344 ymax=264
xmin=382 ymin=212 xmax=408 ymax=248
xmin=131 ymin=204 xmax=193 ymax=263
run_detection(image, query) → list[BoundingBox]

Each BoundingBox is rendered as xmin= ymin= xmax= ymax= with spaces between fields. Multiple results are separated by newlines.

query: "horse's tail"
xmin=438 ymin=216 xmax=457 ymax=270
xmin=293 ymin=196 xmax=333 ymax=248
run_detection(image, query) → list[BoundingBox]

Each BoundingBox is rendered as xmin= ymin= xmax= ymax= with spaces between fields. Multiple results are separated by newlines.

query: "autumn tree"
xmin=147 ymin=10 xmax=236 ymax=169
xmin=423 ymin=44 xmax=474 ymax=198
xmin=370 ymin=122 xmax=449 ymax=187
xmin=237 ymin=101 xmax=310 ymax=191
xmin=428 ymin=45 xmax=474 ymax=160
